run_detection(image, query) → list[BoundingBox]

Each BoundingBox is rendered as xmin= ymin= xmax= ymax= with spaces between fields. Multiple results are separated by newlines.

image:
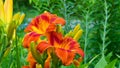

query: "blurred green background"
xmin=0 ymin=0 xmax=120 ymax=68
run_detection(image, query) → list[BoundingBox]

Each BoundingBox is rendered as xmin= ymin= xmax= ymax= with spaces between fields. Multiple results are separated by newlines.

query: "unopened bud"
xmin=73 ymin=29 xmax=83 ymax=41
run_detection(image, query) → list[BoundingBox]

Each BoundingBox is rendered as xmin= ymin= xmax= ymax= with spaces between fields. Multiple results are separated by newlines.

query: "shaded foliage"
xmin=1 ymin=0 xmax=120 ymax=67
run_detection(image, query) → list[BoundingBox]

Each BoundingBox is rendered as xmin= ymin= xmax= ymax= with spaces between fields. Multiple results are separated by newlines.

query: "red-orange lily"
xmin=24 ymin=11 xmax=65 ymax=33
xmin=27 ymin=52 xmax=37 ymax=68
xmin=37 ymin=32 xmax=84 ymax=66
xmin=23 ymin=11 xmax=65 ymax=48
xmin=23 ymin=12 xmax=66 ymax=68
xmin=22 ymin=52 xmax=37 ymax=68
xmin=23 ymin=11 xmax=84 ymax=68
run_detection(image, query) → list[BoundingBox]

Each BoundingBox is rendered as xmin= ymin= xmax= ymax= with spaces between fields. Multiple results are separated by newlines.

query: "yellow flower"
xmin=0 ymin=0 xmax=13 ymax=24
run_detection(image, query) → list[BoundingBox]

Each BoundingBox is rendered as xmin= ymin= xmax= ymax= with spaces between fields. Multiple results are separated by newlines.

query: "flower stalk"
xmin=101 ymin=0 xmax=110 ymax=57
xmin=0 ymin=0 xmax=25 ymax=66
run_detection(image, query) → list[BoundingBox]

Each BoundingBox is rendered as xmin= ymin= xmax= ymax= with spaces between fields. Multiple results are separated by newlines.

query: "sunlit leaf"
xmin=105 ymin=52 xmax=112 ymax=62
xmin=95 ymin=56 xmax=107 ymax=68
xmin=105 ymin=59 xmax=117 ymax=68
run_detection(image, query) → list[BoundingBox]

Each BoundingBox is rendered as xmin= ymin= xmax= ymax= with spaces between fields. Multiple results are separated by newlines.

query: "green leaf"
xmin=104 ymin=41 xmax=111 ymax=48
xmin=105 ymin=52 xmax=112 ymax=62
xmin=105 ymin=59 xmax=117 ymax=68
xmin=80 ymin=63 xmax=89 ymax=68
xmin=105 ymin=29 xmax=110 ymax=35
xmin=88 ymin=54 xmax=99 ymax=64
xmin=61 ymin=64 xmax=75 ymax=68
xmin=116 ymin=54 xmax=120 ymax=58
xmin=118 ymin=63 xmax=120 ymax=68
xmin=0 ymin=19 xmax=3 ymax=26
xmin=95 ymin=56 xmax=107 ymax=68
xmin=29 ymin=0 xmax=32 ymax=4
xmin=30 ymin=42 xmax=43 ymax=64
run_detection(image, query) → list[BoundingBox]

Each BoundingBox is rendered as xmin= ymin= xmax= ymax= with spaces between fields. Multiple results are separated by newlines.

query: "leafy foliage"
xmin=0 ymin=0 xmax=120 ymax=68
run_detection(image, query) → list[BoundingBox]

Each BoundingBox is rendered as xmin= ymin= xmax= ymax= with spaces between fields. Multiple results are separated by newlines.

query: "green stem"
xmin=0 ymin=35 xmax=7 ymax=65
xmin=15 ymin=32 xmax=20 ymax=68
xmin=102 ymin=0 xmax=108 ymax=57
xmin=62 ymin=0 xmax=69 ymax=32
xmin=84 ymin=12 xmax=89 ymax=64
xmin=51 ymin=52 xmax=61 ymax=68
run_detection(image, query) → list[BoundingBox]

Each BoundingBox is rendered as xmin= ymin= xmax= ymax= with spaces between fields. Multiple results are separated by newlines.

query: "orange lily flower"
xmin=27 ymin=52 xmax=37 ymax=68
xmin=23 ymin=32 xmax=41 ymax=48
xmin=55 ymin=37 xmax=84 ymax=66
xmin=24 ymin=11 xmax=65 ymax=33
xmin=22 ymin=52 xmax=36 ymax=68
xmin=23 ymin=11 xmax=65 ymax=48
xmin=23 ymin=11 xmax=84 ymax=68
xmin=37 ymin=32 xmax=84 ymax=66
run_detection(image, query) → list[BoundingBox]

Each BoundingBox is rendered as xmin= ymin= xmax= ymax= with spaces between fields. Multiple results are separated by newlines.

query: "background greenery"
xmin=0 ymin=0 xmax=120 ymax=68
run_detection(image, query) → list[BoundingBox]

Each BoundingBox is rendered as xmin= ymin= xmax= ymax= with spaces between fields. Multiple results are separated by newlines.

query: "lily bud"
xmin=65 ymin=30 xmax=73 ymax=37
xmin=4 ymin=0 xmax=13 ymax=24
xmin=19 ymin=13 xmax=25 ymax=25
xmin=30 ymin=42 xmax=43 ymax=64
xmin=13 ymin=12 xmax=20 ymax=25
xmin=36 ymin=64 xmax=42 ymax=68
xmin=73 ymin=29 xmax=83 ymax=41
xmin=72 ymin=24 xmax=80 ymax=36
xmin=3 ymin=47 xmax=11 ymax=58
xmin=0 ymin=0 xmax=5 ymax=22
xmin=73 ymin=60 xmax=80 ymax=67
xmin=7 ymin=21 xmax=15 ymax=40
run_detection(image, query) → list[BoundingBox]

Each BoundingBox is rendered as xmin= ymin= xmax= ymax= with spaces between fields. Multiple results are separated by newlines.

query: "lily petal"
xmin=24 ymin=11 xmax=65 ymax=34
xmin=62 ymin=37 xmax=84 ymax=57
xmin=4 ymin=0 xmax=13 ymax=24
xmin=76 ymin=48 xmax=84 ymax=58
xmin=24 ymin=13 xmax=49 ymax=33
xmin=37 ymin=41 xmax=52 ymax=53
xmin=24 ymin=15 xmax=51 ymax=34
xmin=52 ymin=17 xmax=65 ymax=26
xmin=55 ymin=48 xmax=75 ymax=66
xmin=49 ymin=12 xmax=65 ymax=25
xmin=46 ymin=23 xmax=56 ymax=32
xmin=0 ymin=0 xmax=5 ymax=22
xmin=44 ymin=49 xmax=51 ymax=68
xmin=23 ymin=32 xmax=40 ymax=48
xmin=73 ymin=57 xmax=83 ymax=67
xmin=54 ymin=37 xmax=84 ymax=66
xmin=73 ymin=60 xmax=80 ymax=67
xmin=46 ymin=32 xmax=63 ymax=45
xmin=27 ymin=52 xmax=36 ymax=68
xmin=44 ymin=57 xmax=51 ymax=68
